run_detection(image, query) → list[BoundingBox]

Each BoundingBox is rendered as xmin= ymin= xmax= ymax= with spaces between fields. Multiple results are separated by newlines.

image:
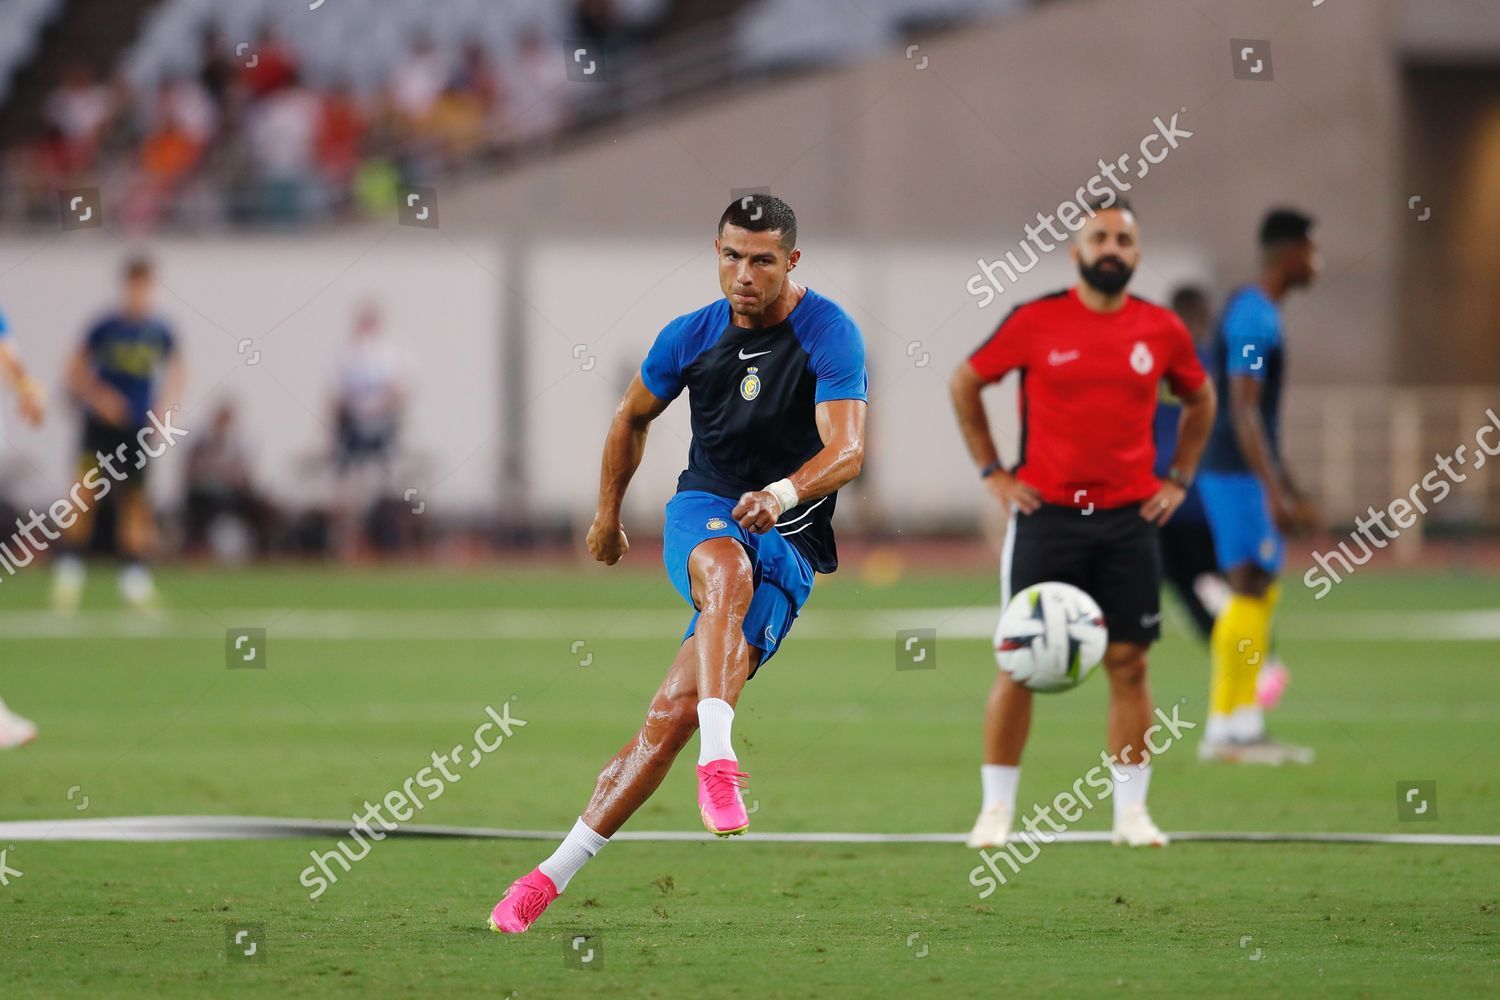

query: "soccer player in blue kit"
xmin=490 ymin=195 xmax=868 ymax=933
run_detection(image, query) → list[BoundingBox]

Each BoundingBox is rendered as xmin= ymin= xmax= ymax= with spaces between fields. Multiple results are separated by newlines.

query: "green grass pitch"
xmin=0 ymin=563 xmax=1496 ymax=997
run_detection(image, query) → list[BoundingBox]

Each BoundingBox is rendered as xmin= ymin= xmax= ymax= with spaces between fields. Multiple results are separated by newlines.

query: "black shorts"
xmin=80 ymin=418 xmax=149 ymax=488
xmin=1002 ymin=502 xmax=1162 ymax=645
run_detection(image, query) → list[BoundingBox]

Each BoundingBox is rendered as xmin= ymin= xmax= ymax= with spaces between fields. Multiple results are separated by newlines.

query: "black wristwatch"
xmin=980 ymin=460 xmax=1004 ymax=480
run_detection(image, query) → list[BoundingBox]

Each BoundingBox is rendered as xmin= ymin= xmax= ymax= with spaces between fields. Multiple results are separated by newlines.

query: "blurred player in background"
xmin=950 ymin=201 xmax=1215 ymax=849
xmin=1196 ymin=209 xmax=1319 ymax=764
xmin=330 ymin=302 xmax=405 ymax=560
xmin=1155 ymin=286 xmax=1223 ymax=641
xmin=1157 ymin=287 xmax=1294 ymax=723
xmin=52 ymin=256 xmax=185 ymax=612
xmin=489 ymin=195 xmax=867 ymax=933
xmin=0 ymin=304 xmax=46 ymax=746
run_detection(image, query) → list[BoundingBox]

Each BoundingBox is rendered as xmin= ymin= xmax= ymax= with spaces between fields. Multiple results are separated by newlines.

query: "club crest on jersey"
xmin=1129 ymin=341 xmax=1154 ymax=375
xmin=707 ymin=517 xmax=729 ymax=530
xmin=740 ymin=366 xmax=761 ymax=401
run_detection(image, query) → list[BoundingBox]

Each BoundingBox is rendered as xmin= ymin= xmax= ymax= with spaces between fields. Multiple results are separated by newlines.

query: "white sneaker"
xmin=1199 ymin=736 xmax=1314 ymax=766
xmin=1112 ymin=803 xmax=1168 ymax=847
xmin=965 ymin=803 xmax=1012 ymax=849
xmin=51 ymin=557 xmax=85 ymax=613
xmin=0 ymin=700 xmax=38 ymax=749
xmin=119 ymin=565 xmax=159 ymax=612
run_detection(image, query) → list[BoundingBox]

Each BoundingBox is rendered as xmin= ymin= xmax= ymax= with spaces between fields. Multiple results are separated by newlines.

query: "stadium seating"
xmin=120 ymin=0 xmax=669 ymax=96
xmin=0 ymin=0 xmax=64 ymax=107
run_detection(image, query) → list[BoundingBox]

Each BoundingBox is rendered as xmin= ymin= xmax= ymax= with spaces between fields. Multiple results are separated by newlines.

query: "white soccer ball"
xmin=994 ymin=582 xmax=1108 ymax=693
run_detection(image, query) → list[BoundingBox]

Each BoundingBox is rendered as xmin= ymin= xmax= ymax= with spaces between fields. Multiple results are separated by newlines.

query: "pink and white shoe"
xmin=488 ymin=869 xmax=559 ymax=934
xmin=1257 ymin=660 xmax=1290 ymax=711
xmin=697 ymin=758 xmax=749 ymax=836
xmin=0 ymin=699 xmax=37 ymax=749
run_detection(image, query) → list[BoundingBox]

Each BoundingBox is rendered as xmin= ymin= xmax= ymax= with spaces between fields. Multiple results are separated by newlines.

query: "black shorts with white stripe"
xmin=1001 ymin=502 xmax=1163 ymax=645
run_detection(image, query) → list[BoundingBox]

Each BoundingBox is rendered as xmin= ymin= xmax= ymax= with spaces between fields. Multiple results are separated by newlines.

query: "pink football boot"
xmin=489 ymin=869 xmax=560 ymax=934
xmin=697 ymin=759 xmax=750 ymax=836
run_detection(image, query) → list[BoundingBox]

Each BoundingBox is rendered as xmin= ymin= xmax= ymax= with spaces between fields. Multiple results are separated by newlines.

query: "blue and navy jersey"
xmin=1202 ymin=286 xmax=1283 ymax=474
xmin=84 ymin=312 xmax=177 ymax=427
xmin=1152 ymin=346 xmax=1210 ymax=524
xmin=641 ymin=287 xmax=867 ymax=574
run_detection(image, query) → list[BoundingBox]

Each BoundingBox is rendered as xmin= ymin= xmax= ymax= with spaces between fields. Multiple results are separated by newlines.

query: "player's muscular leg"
xmin=687 ymin=536 xmax=756 ymax=705
xmin=983 ymin=671 xmax=1033 ymax=766
xmin=1103 ymin=641 xmax=1153 ymax=764
xmin=581 ymin=636 xmax=761 ymax=837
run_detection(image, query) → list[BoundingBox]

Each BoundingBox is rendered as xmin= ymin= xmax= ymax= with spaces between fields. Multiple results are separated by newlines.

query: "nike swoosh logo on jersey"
xmin=1047 ymin=350 xmax=1080 ymax=366
xmin=738 ymin=348 xmax=773 ymax=360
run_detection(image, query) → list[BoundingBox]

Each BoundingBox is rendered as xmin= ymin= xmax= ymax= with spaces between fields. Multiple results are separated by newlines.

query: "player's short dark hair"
xmin=719 ymin=194 xmax=797 ymax=251
xmin=1170 ymin=285 xmax=1209 ymax=315
xmin=123 ymin=255 xmax=154 ymax=280
xmin=1084 ymin=195 xmax=1135 ymax=218
xmin=1259 ymin=207 xmax=1314 ymax=248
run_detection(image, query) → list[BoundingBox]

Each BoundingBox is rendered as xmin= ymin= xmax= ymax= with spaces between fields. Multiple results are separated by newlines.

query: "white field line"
xmin=2 ymin=608 xmax=1500 ymax=641
xmin=0 ymin=815 xmax=1495 ymax=846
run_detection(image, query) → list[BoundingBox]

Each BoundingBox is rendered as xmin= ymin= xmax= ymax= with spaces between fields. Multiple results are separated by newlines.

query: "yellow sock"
xmin=1210 ymin=594 xmax=1272 ymax=717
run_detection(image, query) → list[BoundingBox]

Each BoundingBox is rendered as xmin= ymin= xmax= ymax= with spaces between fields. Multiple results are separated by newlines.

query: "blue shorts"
xmin=662 ymin=490 xmax=816 ymax=671
xmin=1197 ymin=471 xmax=1284 ymax=574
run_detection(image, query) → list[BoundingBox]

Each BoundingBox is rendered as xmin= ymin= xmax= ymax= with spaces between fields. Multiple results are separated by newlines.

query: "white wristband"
xmin=764 ymin=478 xmax=799 ymax=516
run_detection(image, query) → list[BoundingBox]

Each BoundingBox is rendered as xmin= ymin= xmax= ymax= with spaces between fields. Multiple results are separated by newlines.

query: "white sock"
xmin=1204 ymin=713 xmax=1231 ymax=745
xmin=536 ymin=817 xmax=608 ymax=893
xmin=119 ymin=564 xmax=155 ymax=604
xmin=1229 ymin=706 xmax=1265 ymax=742
xmin=980 ymin=764 xmax=1020 ymax=812
xmin=54 ymin=555 xmax=85 ymax=587
xmin=696 ymin=698 xmax=736 ymax=765
xmin=1111 ymin=761 xmax=1152 ymax=825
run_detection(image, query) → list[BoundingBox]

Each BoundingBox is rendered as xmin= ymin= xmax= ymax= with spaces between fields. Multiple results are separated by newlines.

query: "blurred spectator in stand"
xmin=198 ymin=29 xmax=241 ymax=125
xmin=428 ymin=83 xmax=487 ymax=167
xmin=456 ymin=41 xmax=504 ymax=119
xmin=240 ymin=23 xmax=299 ymax=100
xmin=184 ymin=401 xmax=273 ymax=559
xmin=389 ymin=36 xmax=450 ymax=126
xmin=504 ymin=29 xmax=570 ymax=150
xmin=331 ymin=302 xmax=406 ymax=559
xmin=41 ymin=62 xmax=116 ymax=174
xmin=245 ymin=70 xmax=322 ymax=222
xmin=316 ymin=81 xmax=368 ymax=195
xmin=123 ymin=76 xmax=217 ymax=228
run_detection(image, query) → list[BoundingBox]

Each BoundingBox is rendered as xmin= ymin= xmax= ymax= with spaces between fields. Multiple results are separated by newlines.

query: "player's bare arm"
xmin=65 ymin=344 xmax=131 ymax=427
xmin=732 ymin=397 xmax=866 ymax=532
xmin=588 ymin=373 xmax=672 ymax=565
xmin=1141 ymin=379 xmax=1215 ymax=525
xmin=1226 ymin=373 xmax=1310 ymax=532
xmin=0 ymin=340 xmax=45 ymax=425
xmin=948 ymin=361 xmax=1040 ymax=513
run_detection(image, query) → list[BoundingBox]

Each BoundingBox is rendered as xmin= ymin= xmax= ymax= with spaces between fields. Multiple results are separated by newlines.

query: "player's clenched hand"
xmin=16 ymin=379 xmax=44 ymax=426
xmin=586 ymin=515 xmax=630 ymax=565
xmin=985 ymin=470 xmax=1041 ymax=515
xmin=1140 ymin=481 xmax=1186 ymax=525
xmin=733 ymin=490 xmax=781 ymax=534
xmin=88 ymin=386 xmax=132 ymax=427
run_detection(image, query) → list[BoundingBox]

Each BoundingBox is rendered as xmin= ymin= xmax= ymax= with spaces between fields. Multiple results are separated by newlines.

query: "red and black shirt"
xmin=967 ymin=288 xmax=1206 ymax=510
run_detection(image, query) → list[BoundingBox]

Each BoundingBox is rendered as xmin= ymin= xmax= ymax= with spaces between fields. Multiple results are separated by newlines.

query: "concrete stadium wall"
xmin=0 ymin=0 xmax=1411 ymax=530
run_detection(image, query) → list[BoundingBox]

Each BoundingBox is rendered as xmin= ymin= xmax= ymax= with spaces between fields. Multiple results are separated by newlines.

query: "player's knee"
xmin=1103 ymin=645 xmax=1149 ymax=686
xmin=690 ymin=539 xmax=754 ymax=614
xmin=646 ymin=692 xmax=699 ymax=750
